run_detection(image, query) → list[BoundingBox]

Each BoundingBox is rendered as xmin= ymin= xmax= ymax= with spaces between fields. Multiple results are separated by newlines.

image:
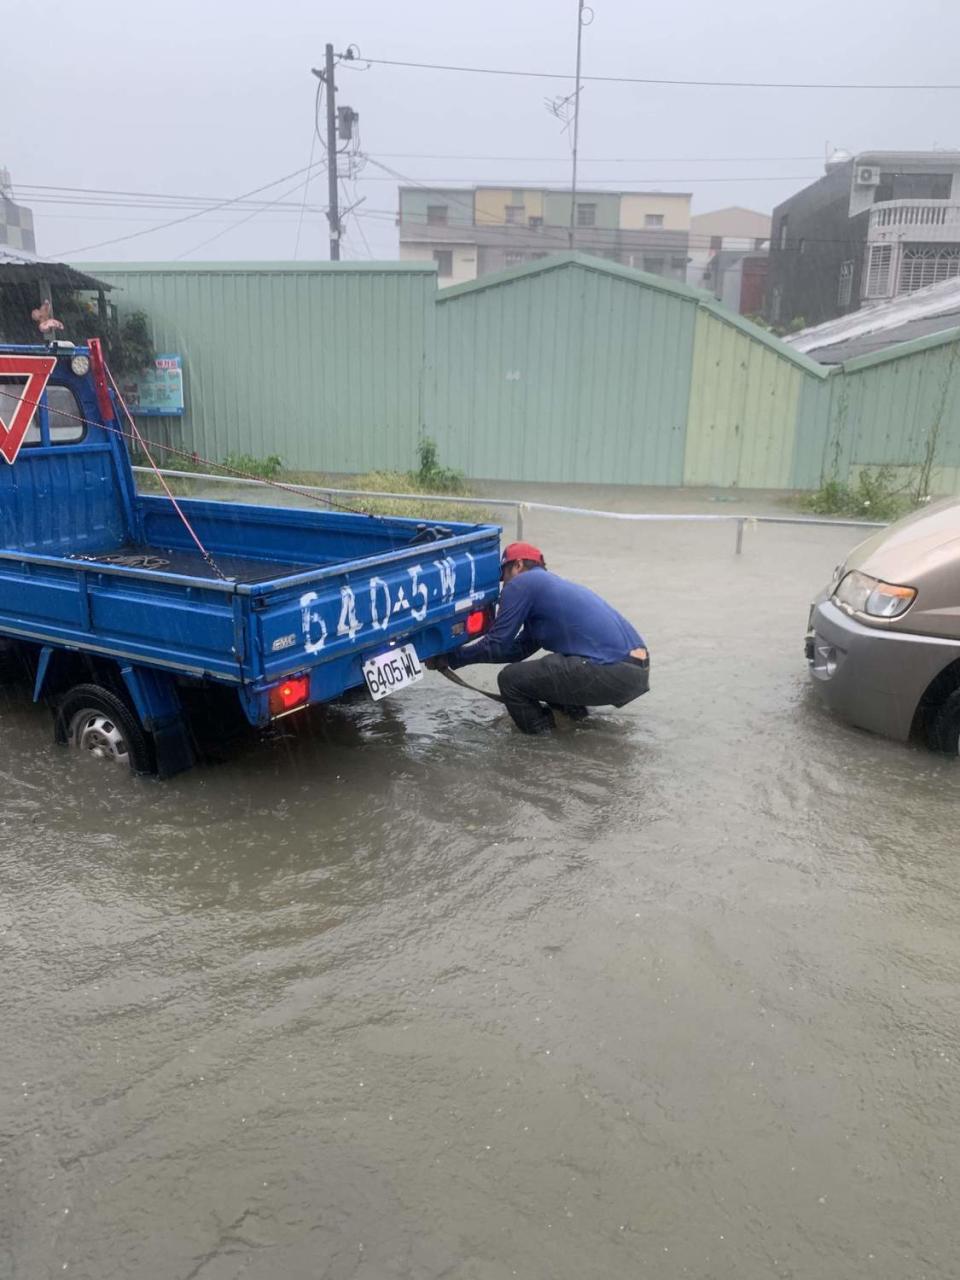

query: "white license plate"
xmin=363 ymin=643 xmax=425 ymax=701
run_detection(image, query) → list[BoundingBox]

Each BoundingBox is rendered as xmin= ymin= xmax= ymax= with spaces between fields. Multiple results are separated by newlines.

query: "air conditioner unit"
xmin=856 ymin=166 xmax=880 ymax=186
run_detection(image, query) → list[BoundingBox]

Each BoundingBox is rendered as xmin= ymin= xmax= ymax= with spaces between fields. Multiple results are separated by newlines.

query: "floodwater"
xmin=2 ymin=486 xmax=958 ymax=1280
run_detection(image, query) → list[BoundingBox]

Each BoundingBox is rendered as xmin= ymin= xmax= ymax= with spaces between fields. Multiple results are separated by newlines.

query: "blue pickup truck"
xmin=0 ymin=341 xmax=501 ymax=776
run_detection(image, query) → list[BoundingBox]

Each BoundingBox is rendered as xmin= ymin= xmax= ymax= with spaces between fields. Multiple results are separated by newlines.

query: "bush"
xmin=222 ymin=453 xmax=284 ymax=479
xmin=801 ymin=467 xmax=913 ymax=522
xmin=339 ymin=468 xmax=491 ymax=522
xmin=412 ymin=437 xmax=467 ymax=493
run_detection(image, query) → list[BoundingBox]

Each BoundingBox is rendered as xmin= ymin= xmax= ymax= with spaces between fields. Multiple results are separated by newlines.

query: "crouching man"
xmin=428 ymin=542 xmax=649 ymax=735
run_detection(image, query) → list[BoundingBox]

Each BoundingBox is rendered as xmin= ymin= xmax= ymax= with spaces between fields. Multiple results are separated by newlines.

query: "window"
xmin=505 ymin=251 xmax=524 ymax=266
xmin=504 ymin=205 xmax=525 ymax=225
xmin=2 ymin=381 xmax=86 ymax=447
xmin=874 ymin=171 xmax=953 ymax=203
xmin=644 ymin=213 xmax=665 ymax=228
xmin=838 ymin=260 xmax=854 ymax=306
xmin=426 ymin=205 xmax=448 ymax=226
xmin=643 ymin=256 xmax=665 ymax=275
xmin=710 ymin=235 xmax=723 ymax=252
xmin=778 ymin=216 xmax=789 ymax=250
xmin=672 ymin=256 xmax=689 ymax=272
xmin=46 ymin=386 xmax=86 ymax=443
xmin=528 ymin=215 xmax=543 ymax=229
xmin=898 ymin=244 xmax=960 ymax=292
xmin=433 ymin=249 xmax=453 ymax=278
xmin=865 ymin=244 xmax=893 ymax=297
xmin=576 ymin=203 xmax=597 ymax=227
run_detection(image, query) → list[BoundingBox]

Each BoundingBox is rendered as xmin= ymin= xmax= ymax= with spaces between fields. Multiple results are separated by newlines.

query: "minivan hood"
xmin=845 ymin=497 xmax=960 ymax=583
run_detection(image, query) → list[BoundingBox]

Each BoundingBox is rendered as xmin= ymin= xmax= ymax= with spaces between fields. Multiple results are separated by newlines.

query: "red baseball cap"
xmin=501 ymin=541 xmax=545 ymax=567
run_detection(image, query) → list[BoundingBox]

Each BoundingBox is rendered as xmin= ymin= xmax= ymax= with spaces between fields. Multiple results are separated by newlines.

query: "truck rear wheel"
xmin=56 ymin=684 xmax=156 ymax=774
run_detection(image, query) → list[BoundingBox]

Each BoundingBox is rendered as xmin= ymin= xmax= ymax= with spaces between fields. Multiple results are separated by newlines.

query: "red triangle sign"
xmin=0 ymin=354 xmax=57 ymax=465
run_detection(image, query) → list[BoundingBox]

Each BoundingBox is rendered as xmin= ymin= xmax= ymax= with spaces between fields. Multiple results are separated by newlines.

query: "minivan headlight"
xmin=833 ymin=570 xmax=917 ymax=619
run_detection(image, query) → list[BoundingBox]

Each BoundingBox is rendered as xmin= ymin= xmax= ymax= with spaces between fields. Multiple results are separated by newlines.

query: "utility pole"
xmin=568 ymin=0 xmax=586 ymax=250
xmin=324 ymin=43 xmax=340 ymax=260
xmin=312 ymin=45 xmax=341 ymax=260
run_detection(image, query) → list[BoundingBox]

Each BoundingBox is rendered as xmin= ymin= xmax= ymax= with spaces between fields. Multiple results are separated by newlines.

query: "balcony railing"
xmin=870 ymin=200 xmax=960 ymax=230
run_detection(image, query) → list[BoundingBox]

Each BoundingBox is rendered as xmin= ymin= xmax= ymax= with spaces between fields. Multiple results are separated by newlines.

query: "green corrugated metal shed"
xmin=85 ymin=253 xmax=960 ymax=495
xmin=85 ymin=261 xmax=436 ymax=473
xmin=431 ymin=254 xmax=700 ymax=484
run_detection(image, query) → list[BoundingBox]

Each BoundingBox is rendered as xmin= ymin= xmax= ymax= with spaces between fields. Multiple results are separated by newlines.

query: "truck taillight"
xmin=268 ymin=675 xmax=310 ymax=718
xmin=465 ymin=609 xmax=487 ymax=636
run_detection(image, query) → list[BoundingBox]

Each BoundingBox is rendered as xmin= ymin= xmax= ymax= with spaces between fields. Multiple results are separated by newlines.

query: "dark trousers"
xmin=496 ymin=652 xmax=650 ymax=734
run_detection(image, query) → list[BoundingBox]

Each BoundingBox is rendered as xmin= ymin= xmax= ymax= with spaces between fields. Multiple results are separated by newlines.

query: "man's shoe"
xmin=554 ymin=705 xmax=589 ymax=722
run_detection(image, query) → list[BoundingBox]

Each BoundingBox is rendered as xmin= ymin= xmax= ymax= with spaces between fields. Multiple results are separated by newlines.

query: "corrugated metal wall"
xmin=87 ymin=254 xmax=960 ymax=494
xmin=837 ymin=334 xmax=960 ymax=478
xmin=86 ymin=262 xmax=436 ymax=473
xmin=431 ymin=258 xmax=697 ymax=484
xmin=684 ymin=309 xmax=806 ymax=488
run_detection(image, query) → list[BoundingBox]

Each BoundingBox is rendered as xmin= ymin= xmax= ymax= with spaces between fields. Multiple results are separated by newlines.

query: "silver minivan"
xmin=806 ymin=497 xmax=960 ymax=752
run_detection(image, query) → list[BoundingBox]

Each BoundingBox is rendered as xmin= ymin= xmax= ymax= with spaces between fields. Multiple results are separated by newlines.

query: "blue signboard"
xmin=120 ymin=354 xmax=184 ymax=417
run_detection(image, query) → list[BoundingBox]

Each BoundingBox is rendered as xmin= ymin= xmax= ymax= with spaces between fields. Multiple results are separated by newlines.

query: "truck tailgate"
xmin=244 ymin=528 xmax=502 ymax=700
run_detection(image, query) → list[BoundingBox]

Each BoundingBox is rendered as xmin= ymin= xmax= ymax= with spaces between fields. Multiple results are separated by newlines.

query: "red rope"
xmin=0 ymin=380 xmax=383 ymax=519
xmin=104 ymin=366 xmax=226 ymax=580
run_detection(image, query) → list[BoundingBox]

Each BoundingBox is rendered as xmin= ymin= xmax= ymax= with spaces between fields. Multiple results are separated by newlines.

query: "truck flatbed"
xmin=0 ymin=341 xmax=502 ymax=774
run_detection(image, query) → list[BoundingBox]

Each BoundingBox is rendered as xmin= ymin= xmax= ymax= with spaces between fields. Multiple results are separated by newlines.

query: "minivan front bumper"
xmin=806 ymin=598 xmax=960 ymax=741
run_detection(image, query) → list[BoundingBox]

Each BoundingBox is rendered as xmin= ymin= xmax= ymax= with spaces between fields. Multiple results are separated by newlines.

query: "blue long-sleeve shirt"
xmin=448 ymin=569 xmax=645 ymax=669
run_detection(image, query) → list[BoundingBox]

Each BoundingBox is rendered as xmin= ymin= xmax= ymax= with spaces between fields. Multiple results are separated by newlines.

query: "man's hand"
xmin=425 ymin=655 xmax=451 ymax=672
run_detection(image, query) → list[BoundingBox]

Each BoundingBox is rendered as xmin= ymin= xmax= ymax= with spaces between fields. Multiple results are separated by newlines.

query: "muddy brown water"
xmin=2 ymin=488 xmax=958 ymax=1280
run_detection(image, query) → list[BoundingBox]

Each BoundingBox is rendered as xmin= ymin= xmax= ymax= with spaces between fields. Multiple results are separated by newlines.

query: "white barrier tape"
xmin=134 ymin=469 xmax=887 ymax=533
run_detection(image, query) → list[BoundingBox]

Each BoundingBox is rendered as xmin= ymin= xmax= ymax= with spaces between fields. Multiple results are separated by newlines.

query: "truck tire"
xmin=56 ymin=684 xmax=156 ymax=774
xmin=928 ymin=688 xmax=960 ymax=757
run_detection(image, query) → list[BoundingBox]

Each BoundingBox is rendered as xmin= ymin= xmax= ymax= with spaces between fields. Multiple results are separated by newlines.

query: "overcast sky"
xmin=5 ymin=0 xmax=960 ymax=264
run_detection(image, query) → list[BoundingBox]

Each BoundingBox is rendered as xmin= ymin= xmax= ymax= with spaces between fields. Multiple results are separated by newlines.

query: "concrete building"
xmin=687 ymin=206 xmax=771 ymax=315
xmin=766 ymin=151 xmax=960 ymax=328
xmin=712 ymin=247 xmax=768 ymax=317
xmin=0 ymin=169 xmax=36 ymax=255
xmin=398 ymin=186 xmax=691 ymax=284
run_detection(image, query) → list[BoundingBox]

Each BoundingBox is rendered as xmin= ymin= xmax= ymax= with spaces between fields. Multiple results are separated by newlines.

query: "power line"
xmin=177 ymin=171 xmax=318 ymax=260
xmin=14 ymin=155 xmax=827 ymax=204
xmin=356 ymin=207 xmax=879 ymax=251
xmin=342 ymin=175 xmax=375 ymax=259
xmin=19 ymin=183 xmax=326 ymax=214
xmin=350 ymin=173 xmax=820 ymax=184
xmin=362 ymin=55 xmax=960 ymax=92
xmin=357 ymin=153 xmax=780 ymax=243
xmin=19 ymin=172 xmax=814 ymax=216
xmin=294 ymin=80 xmax=324 ymax=259
xmin=366 ymin=152 xmax=826 ymax=163
xmin=47 ymin=159 xmax=329 ymax=259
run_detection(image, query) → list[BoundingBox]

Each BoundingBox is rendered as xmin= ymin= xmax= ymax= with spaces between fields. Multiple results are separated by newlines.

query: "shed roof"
xmin=0 ymin=245 xmax=111 ymax=291
xmin=81 ymin=260 xmax=433 ymax=276
xmin=435 ymin=251 xmax=828 ymax=377
xmin=786 ymin=277 xmax=960 ymax=363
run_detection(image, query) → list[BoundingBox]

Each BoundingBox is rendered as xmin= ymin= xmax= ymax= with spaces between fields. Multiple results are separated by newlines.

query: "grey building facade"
xmin=767 ymin=151 xmax=960 ymax=328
